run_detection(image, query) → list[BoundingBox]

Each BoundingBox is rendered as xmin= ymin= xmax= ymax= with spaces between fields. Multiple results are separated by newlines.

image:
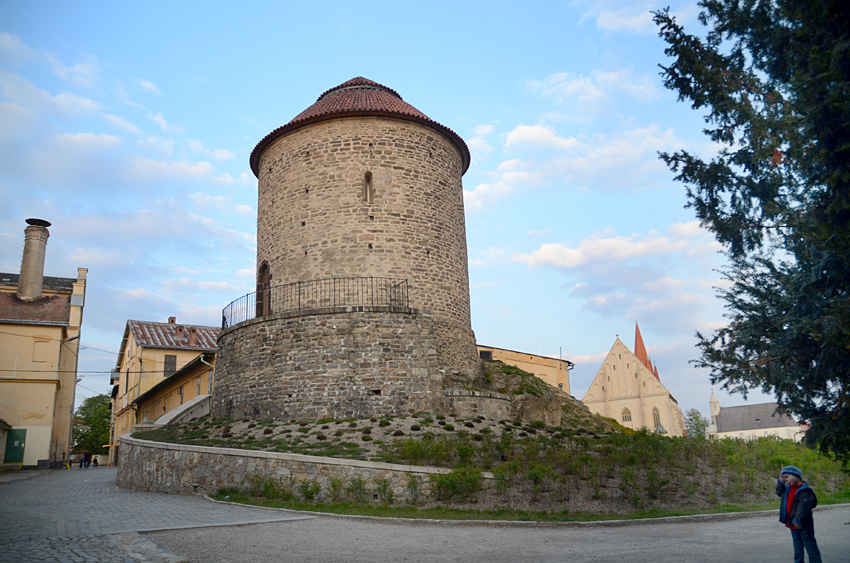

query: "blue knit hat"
xmin=780 ymin=465 xmax=803 ymax=480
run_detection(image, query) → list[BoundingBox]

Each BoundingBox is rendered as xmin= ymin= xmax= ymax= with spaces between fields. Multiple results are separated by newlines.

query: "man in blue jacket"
xmin=776 ymin=465 xmax=822 ymax=563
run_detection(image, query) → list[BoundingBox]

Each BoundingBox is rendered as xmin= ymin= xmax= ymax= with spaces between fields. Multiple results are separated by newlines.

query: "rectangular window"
xmin=164 ymin=355 xmax=177 ymax=377
xmin=179 ymin=386 xmax=184 ymax=405
xmin=196 ymin=377 xmax=201 ymax=396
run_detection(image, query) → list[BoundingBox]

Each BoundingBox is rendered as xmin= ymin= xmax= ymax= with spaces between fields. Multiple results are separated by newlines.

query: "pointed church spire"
xmin=634 ymin=322 xmax=650 ymax=370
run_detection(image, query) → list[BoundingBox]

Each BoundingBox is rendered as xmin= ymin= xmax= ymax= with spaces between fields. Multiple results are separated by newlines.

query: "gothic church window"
xmin=652 ymin=407 xmax=660 ymax=429
xmin=622 ymin=408 xmax=632 ymax=422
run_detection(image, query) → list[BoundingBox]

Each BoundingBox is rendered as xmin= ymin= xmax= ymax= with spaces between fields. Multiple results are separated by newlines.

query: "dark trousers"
xmin=790 ymin=526 xmax=822 ymax=563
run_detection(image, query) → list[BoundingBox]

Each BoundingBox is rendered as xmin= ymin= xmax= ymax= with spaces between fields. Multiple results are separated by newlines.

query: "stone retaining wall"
xmin=212 ymin=308 xmax=490 ymax=421
xmin=116 ymin=434 xmax=492 ymax=502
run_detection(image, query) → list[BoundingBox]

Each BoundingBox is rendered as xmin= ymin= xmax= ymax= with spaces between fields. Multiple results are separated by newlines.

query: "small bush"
xmin=444 ymin=424 xmax=455 ymax=432
xmin=297 ymin=480 xmax=321 ymax=502
xmin=407 ymin=474 xmax=423 ymax=504
xmin=263 ymin=428 xmax=273 ymax=435
xmin=362 ymin=435 xmax=373 ymax=442
xmin=393 ymin=430 xmax=405 ymax=436
xmin=410 ymin=425 xmax=421 ymax=431
xmin=374 ymin=477 xmax=395 ymax=504
xmin=328 ymin=476 xmax=345 ymax=502
xmin=431 ymin=466 xmax=482 ymax=502
xmin=345 ymin=476 xmax=369 ymax=503
xmin=379 ymin=419 xmax=391 ymax=427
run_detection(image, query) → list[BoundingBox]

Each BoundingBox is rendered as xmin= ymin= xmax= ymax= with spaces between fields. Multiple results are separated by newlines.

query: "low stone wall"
xmin=440 ymin=390 xmax=511 ymax=420
xmin=116 ymin=434 xmax=490 ymax=502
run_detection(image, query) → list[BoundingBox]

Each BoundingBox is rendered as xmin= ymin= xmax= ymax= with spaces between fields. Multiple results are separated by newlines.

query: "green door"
xmin=4 ymin=429 xmax=26 ymax=464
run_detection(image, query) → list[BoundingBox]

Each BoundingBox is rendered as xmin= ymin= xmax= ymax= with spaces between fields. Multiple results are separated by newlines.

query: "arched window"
xmin=622 ymin=408 xmax=632 ymax=423
xmin=652 ymin=407 xmax=661 ymax=429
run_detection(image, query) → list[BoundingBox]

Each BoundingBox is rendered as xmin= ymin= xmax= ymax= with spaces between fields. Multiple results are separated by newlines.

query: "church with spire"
xmin=581 ymin=324 xmax=685 ymax=436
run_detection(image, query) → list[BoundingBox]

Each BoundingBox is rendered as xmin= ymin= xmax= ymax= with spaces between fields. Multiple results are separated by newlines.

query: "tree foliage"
xmin=684 ymin=408 xmax=710 ymax=438
xmin=654 ymin=1 xmax=850 ymax=463
xmin=73 ymin=394 xmax=111 ymax=454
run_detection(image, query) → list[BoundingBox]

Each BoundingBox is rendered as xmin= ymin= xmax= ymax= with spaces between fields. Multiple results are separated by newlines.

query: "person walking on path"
xmin=776 ymin=465 xmax=822 ymax=563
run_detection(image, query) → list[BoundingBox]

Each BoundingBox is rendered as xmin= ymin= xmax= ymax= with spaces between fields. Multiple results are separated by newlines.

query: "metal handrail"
xmin=222 ymin=277 xmax=409 ymax=328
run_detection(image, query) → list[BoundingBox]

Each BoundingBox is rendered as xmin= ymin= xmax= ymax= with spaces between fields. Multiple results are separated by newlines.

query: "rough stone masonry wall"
xmin=212 ymin=308 xmax=474 ymax=420
xmin=256 ymin=117 xmax=472 ymax=331
xmin=116 ymin=434 xmax=489 ymax=501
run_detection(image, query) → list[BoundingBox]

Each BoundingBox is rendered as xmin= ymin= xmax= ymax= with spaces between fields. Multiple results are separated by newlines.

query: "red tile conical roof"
xmin=250 ymin=77 xmax=470 ymax=176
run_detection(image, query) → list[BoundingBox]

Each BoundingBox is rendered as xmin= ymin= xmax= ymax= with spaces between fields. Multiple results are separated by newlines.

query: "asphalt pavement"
xmin=1 ymin=466 xmax=848 ymax=562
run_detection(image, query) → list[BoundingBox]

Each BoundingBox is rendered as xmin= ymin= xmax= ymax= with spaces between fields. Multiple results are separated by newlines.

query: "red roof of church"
xmin=250 ymin=77 xmax=470 ymax=177
xmin=634 ymin=323 xmax=660 ymax=380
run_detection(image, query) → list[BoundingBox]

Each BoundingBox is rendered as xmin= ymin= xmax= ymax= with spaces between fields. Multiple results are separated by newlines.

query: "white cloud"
xmin=469 ymin=247 xmax=509 ymax=267
xmin=45 ymin=52 xmax=102 ymax=88
xmin=669 ymin=220 xmax=703 ymax=238
xmin=0 ymin=32 xmax=37 ymax=66
xmin=187 ymin=139 xmax=235 ymax=161
xmin=513 ymin=230 xmax=690 ymax=269
xmin=526 ymin=68 xmax=659 ymax=109
xmin=50 ymin=132 xmax=123 ymax=152
xmin=137 ymin=136 xmax=174 ymax=154
xmin=505 ymin=125 xmax=580 ymax=151
xmin=136 ymin=79 xmax=161 ymax=94
xmin=463 ymin=182 xmax=511 ymax=211
xmin=0 ymin=71 xmax=101 ymax=115
xmin=129 ymin=156 xmax=228 ymax=182
xmin=102 ymin=113 xmax=141 ymax=133
xmin=528 ymin=229 xmax=553 ymax=237
xmin=148 ymin=112 xmax=184 ymax=134
xmin=239 ymin=171 xmax=257 ymax=187
xmin=467 ymin=137 xmax=493 ymax=158
xmin=190 ymin=193 xmax=255 ymax=217
xmin=474 ymin=124 xmax=494 ymax=137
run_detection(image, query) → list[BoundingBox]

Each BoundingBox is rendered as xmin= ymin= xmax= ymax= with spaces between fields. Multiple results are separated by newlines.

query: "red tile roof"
xmin=0 ymin=274 xmax=76 ymax=326
xmin=0 ymin=291 xmax=71 ymax=325
xmin=127 ymin=320 xmax=219 ymax=351
xmin=250 ymin=77 xmax=470 ymax=176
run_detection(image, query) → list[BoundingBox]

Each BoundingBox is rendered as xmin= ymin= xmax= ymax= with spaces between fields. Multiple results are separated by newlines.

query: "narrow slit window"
xmin=364 ymin=171 xmax=373 ymax=203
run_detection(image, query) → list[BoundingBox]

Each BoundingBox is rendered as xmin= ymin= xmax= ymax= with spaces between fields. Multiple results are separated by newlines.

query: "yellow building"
xmin=582 ymin=324 xmax=685 ymax=436
xmin=133 ymin=351 xmax=215 ymax=426
xmin=0 ymin=219 xmax=87 ymax=468
xmin=109 ymin=318 xmax=218 ymax=464
xmin=476 ymin=345 xmax=573 ymax=395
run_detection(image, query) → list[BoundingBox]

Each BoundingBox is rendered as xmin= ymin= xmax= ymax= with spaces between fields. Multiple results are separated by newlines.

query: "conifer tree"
xmin=653 ymin=1 xmax=850 ymax=463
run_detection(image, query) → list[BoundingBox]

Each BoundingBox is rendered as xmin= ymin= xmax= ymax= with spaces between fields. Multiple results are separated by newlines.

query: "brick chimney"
xmin=168 ymin=317 xmax=176 ymax=324
xmin=17 ymin=218 xmax=51 ymax=301
xmin=189 ymin=327 xmax=198 ymax=347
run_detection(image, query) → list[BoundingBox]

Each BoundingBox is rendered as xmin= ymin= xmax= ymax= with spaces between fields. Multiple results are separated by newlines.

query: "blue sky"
xmin=0 ymin=0 xmax=775 ymax=415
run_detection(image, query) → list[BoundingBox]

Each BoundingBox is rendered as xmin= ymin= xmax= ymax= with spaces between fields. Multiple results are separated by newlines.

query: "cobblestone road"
xmin=0 ymin=467 xmax=311 ymax=562
xmin=2 ymin=467 xmax=849 ymax=562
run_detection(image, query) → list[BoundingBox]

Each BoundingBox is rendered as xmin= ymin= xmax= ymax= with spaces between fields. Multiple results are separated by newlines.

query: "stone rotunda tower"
xmin=212 ymin=77 xmax=493 ymax=421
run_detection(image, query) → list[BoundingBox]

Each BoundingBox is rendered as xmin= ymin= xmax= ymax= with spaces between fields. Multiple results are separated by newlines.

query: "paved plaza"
xmin=1 ymin=466 xmax=849 ymax=562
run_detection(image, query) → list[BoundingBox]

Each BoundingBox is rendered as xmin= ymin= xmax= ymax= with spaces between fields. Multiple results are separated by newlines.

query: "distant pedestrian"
xmin=84 ymin=452 xmax=91 ymax=468
xmin=776 ymin=465 xmax=821 ymax=563
xmin=92 ymin=457 xmax=98 ymax=467
xmin=78 ymin=455 xmax=84 ymax=469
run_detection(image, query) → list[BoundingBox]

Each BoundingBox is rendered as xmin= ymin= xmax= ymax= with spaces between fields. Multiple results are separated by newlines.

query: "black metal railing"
xmin=222 ymin=277 xmax=409 ymax=328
